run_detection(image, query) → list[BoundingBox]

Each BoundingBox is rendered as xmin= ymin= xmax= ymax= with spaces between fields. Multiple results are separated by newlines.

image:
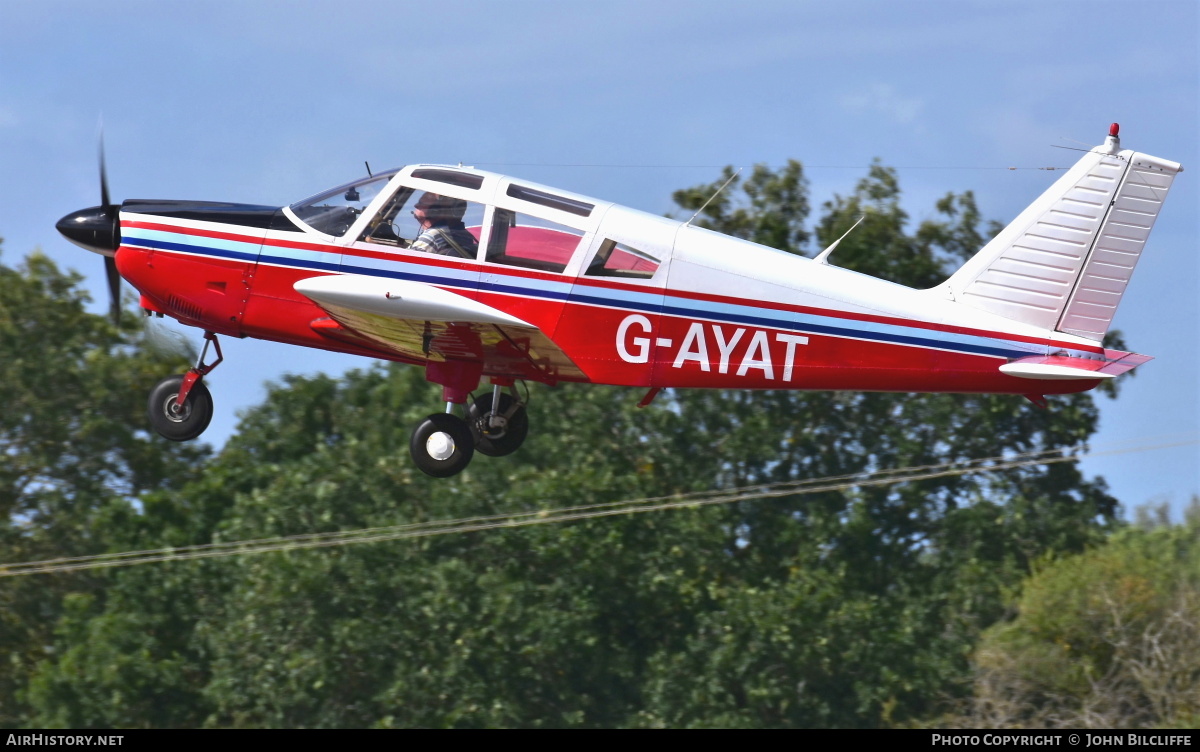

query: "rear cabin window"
xmin=486 ymin=209 xmax=585 ymax=274
xmin=585 ymin=239 xmax=661 ymax=279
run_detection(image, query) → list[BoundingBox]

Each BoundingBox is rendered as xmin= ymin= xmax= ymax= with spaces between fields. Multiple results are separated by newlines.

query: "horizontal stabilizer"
xmin=999 ymin=351 xmax=1152 ymax=381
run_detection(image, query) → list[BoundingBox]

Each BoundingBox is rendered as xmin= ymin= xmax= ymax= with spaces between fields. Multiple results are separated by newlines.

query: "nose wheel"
xmin=148 ymin=374 xmax=214 ymax=441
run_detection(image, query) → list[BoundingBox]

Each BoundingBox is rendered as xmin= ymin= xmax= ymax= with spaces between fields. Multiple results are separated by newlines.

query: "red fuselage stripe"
xmin=120 ymin=218 xmax=1106 ymax=356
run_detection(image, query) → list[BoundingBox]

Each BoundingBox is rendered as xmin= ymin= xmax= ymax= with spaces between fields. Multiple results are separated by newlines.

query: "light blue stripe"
xmin=124 ymin=227 xmax=261 ymax=258
xmin=139 ymin=230 xmax=1059 ymax=360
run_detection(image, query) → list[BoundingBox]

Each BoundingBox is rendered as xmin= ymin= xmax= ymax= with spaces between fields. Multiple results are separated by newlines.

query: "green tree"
xmin=0 ymin=248 xmax=207 ymax=727
xmin=672 ymin=160 xmax=810 ymax=255
xmin=950 ymin=499 xmax=1200 ymax=729
xmin=189 ymin=370 xmax=732 ymax=727
xmin=632 ymin=162 xmax=1121 ymax=726
xmin=24 ymin=162 xmax=1128 ymax=728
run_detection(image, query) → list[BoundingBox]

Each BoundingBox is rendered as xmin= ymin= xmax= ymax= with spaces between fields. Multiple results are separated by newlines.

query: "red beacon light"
xmin=1104 ymin=122 xmax=1121 ymax=154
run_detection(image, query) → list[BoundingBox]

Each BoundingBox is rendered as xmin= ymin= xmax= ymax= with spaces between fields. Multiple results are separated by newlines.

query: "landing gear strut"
xmin=468 ymin=385 xmax=528 ymax=457
xmin=147 ymin=331 xmax=221 ymax=442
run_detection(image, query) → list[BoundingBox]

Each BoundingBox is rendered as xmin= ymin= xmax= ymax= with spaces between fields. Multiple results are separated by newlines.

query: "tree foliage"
xmin=0 ymin=248 xmax=207 ymax=727
xmin=949 ymin=499 xmax=1200 ymax=729
xmin=672 ymin=161 xmax=810 ymax=255
xmin=7 ymin=161 xmax=1134 ymax=727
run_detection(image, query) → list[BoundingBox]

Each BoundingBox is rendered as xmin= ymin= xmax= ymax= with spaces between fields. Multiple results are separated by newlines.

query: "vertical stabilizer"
xmin=941 ymin=125 xmax=1182 ymax=341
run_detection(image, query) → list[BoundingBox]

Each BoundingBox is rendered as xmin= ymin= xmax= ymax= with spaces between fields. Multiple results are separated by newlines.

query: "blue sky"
xmin=1 ymin=0 xmax=1196 ymax=516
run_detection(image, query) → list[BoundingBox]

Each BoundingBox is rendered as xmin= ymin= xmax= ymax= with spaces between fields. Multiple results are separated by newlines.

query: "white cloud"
xmin=839 ymin=83 xmax=924 ymax=125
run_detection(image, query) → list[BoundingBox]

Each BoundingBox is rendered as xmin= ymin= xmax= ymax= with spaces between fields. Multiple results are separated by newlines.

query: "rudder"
xmin=939 ymin=125 xmax=1182 ymax=342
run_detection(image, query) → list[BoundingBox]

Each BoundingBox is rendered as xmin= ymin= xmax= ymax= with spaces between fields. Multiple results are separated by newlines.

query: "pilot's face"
xmin=412 ymin=207 xmax=433 ymax=227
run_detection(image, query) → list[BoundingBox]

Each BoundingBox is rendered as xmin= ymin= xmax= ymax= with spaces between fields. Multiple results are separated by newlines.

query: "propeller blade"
xmin=104 ymin=255 xmax=121 ymax=325
xmin=100 ymin=129 xmax=120 ymax=323
xmin=99 ymin=130 xmax=115 ymax=220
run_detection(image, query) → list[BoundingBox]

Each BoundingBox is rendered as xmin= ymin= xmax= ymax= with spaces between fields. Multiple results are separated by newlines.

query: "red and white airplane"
xmin=57 ymin=125 xmax=1181 ymax=477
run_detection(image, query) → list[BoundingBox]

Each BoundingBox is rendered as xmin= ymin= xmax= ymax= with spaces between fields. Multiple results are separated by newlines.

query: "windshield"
xmin=290 ymin=171 xmax=398 ymax=237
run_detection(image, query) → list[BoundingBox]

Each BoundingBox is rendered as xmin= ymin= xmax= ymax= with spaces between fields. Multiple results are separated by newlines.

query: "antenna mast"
xmin=685 ymin=168 xmax=742 ymax=227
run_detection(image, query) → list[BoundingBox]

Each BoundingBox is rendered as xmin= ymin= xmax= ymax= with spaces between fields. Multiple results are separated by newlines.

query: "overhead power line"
xmin=1 ymin=436 xmax=1194 ymax=579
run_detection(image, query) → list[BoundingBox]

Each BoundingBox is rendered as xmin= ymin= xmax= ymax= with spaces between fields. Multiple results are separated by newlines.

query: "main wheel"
xmin=410 ymin=413 xmax=475 ymax=478
xmin=147 ymin=374 xmax=213 ymax=442
xmin=467 ymin=392 xmax=528 ymax=457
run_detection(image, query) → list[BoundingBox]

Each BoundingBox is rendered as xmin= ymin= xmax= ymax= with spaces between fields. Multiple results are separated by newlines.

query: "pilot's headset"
xmin=416 ymin=193 xmax=467 ymax=224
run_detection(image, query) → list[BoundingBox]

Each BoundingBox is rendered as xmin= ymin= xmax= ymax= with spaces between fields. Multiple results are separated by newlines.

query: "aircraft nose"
xmin=56 ymin=205 xmax=120 ymax=257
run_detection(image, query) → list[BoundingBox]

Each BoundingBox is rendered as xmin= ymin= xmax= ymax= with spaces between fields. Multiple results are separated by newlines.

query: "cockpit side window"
xmin=359 ymin=188 xmax=414 ymax=246
xmin=360 ymin=187 xmax=486 ymax=258
xmin=585 ymin=239 xmax=660 ymax=279
xmin=485 ymin=209 xmax=585 ymax=274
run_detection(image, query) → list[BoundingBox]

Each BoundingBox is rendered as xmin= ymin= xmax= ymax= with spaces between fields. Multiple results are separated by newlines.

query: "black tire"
xmin=147 ymin=374 xmax=213 ymax=442
xmin=410 ymin=413 xmax=475 ymax=478
xmin=467 ymin=392 xmax=529 ymax=457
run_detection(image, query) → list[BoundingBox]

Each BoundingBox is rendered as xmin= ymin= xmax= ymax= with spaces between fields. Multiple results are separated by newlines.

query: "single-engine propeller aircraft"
xmin=57 ymin=124 xmax=1181 ymax=477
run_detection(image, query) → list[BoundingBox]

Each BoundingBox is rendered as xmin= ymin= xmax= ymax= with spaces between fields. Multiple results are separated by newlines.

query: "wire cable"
xmin=1 ymin=436 xmax=1194 ymax=578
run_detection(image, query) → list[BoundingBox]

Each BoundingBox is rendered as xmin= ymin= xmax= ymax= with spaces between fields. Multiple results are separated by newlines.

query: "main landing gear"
xmin=409 ymin=380 xmax=529 ymax=479
xmin=143 ymin=331 xmax=527 ymax=478
xmin=147 ymin=331 xmax=221 ymax=442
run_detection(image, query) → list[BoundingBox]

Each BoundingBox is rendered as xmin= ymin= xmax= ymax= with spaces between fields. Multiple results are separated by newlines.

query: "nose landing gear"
xmin=147 ymin=331 xmax=221 ymax=442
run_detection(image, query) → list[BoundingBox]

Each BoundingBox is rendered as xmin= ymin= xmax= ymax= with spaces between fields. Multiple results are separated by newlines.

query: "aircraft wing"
xmin=294 ymin=274 xmax=584 ymax=382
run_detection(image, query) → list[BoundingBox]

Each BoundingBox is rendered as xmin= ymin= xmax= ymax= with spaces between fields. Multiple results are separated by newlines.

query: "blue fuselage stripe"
xmin=126 ymin=233 xmax=1034 ymax=360
xmin=125 ymin=237 xmax=259 ymax=263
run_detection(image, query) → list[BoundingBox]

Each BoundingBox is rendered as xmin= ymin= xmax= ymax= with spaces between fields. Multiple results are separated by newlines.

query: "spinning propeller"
xmin=56 ymin=135 xmax=123 ymax=323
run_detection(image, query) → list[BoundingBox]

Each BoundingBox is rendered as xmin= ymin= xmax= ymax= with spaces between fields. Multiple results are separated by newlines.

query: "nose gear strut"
xmin=146 ymin=331 xmax=222 ymax=442
xmin=174 ymin=331 xmax=223 ymax=410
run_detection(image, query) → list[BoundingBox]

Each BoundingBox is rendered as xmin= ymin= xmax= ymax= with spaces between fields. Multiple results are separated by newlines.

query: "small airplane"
xmin=56 ymin=124 xmax=1182 ymax=477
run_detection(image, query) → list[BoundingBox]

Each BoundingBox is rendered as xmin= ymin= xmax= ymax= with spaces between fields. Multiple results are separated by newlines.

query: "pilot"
xmin=410 ymin=192 xmax=479 ymax=259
